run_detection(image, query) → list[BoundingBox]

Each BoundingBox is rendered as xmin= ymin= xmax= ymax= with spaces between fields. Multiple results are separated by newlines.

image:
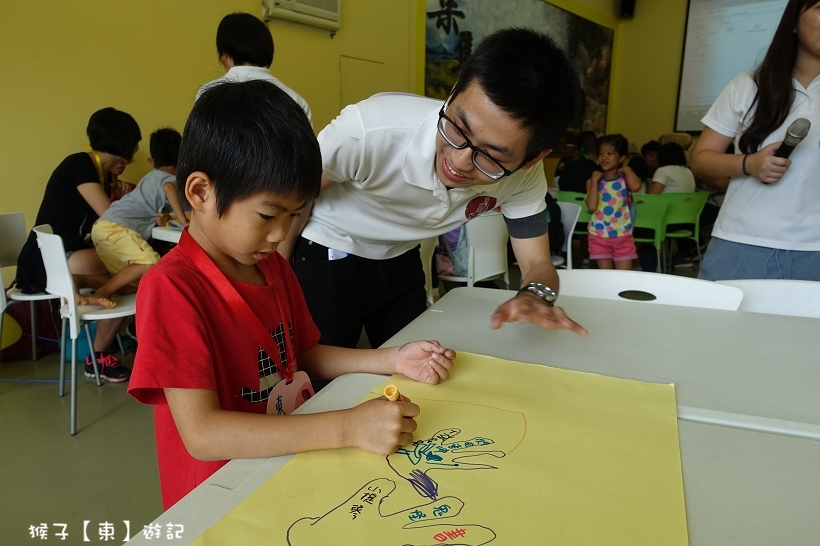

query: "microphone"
xmin=774 ymin=118 xmax=811 ymax=158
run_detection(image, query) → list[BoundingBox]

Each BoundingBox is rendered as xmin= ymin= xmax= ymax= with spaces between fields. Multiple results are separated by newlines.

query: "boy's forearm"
xmin=164 ymin=183 xmax=188 ymax=225
xmin=166 ymin=388 xmax=350 ymax=460
xmin=299 ymin=344 xmax=395 ymax=380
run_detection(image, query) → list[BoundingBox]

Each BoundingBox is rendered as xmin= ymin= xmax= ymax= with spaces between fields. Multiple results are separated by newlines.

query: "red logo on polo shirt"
xmin=464 ymin=196 xmax=497 ymax=220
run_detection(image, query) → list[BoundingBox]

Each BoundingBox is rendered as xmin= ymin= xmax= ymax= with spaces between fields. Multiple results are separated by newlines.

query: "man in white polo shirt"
xmin=282 ymin=28 xmax=588 ymax=349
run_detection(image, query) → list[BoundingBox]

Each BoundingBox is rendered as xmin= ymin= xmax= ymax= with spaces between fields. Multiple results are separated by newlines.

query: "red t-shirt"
xmin=128 ymin=244 xmax=320 ymax=509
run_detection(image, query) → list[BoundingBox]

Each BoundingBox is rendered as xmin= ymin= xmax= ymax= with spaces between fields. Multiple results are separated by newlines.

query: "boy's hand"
xmin=346 ymin=398 xmax=420 ymax=456
xmin=391 ymin=341 xmax=455 ymax=384
xmin=154 ymin=212 xmax=171 ymax=226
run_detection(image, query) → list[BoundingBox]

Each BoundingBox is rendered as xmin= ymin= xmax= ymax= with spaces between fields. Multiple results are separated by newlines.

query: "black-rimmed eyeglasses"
xmin=437 ymin=104 xmax=524 ymax=180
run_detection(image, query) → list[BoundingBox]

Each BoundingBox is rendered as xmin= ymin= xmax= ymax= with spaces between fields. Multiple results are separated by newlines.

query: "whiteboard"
xmin=675 ymin=0 xmax=788 ymax=133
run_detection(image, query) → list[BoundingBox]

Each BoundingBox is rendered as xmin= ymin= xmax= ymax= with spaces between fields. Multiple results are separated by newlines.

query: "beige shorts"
xmin=91 ymin=219 xmax=161 ymax=275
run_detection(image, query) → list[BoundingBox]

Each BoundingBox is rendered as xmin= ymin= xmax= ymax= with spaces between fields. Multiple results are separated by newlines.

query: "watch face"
xmin=538 ymin=287 xmax=557 ymax=302
xmin=524 ymin=283 xmax=556 ymax=303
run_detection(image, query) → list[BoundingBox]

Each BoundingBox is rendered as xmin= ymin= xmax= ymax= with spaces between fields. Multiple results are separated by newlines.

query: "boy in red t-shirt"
xmin=128 ymin=80 xmax=456 ymax=510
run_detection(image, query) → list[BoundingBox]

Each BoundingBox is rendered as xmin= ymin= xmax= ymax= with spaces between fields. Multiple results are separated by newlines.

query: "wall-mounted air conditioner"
xmin=262 ymin=0 xmax=340 ymax=33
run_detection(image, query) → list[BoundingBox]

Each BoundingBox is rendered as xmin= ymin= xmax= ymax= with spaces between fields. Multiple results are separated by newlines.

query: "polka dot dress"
xmin=588 ymin=176 xmax=633 ymax=238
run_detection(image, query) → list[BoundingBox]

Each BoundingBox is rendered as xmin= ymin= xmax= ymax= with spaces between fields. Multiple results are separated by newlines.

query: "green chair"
xmin=661 ymin=192 xmax=709 ymax=270
xmin=632 ymin=195 xmax=668 ymax=273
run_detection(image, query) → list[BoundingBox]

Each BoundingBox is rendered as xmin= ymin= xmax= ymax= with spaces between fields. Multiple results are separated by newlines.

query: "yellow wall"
xmin=0 ymin=0 xmax=419 ymax=228
xmin=1 ymin=0 xmax=688 ymax=225
xmin=608 ymin=0 xmax=689 ymax=147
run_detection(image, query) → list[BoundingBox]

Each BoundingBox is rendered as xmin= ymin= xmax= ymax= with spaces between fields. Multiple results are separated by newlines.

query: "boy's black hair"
xmin=149 ymin=128 xmax=182 ymax=169
xmin=87 ymin=107 xmax=141 ymax=160
xmin=627 ymin=156 xmax=651 ymax=180
xmin=597 ymin=134 xmax=629 ymax=157
xmin=641 ymin=140 xmax=661 ymax=157
xmin=576 ymin=130 xmax=598 ymax=156
xmin=449 ymin=28 xmax=582 ymax=163
xmin=177 ymin=80 xmax=321 ymax=216
xmin=658 ymin=142 xmax=688 ymax=167
xmin=216 ymin=13 xmax=274 ymax=68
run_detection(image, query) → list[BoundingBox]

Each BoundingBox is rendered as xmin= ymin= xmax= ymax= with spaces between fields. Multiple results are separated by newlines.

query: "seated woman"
xmin=16 ymin=107 xmax=141 ymax=382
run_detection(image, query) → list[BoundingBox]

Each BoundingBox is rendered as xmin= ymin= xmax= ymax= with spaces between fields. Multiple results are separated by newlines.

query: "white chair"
xmin=557 ymin=269 xmax=743 ymax=310
xmin=555 ymin=202 xmax=582 ymax=269
xmin=717 ymin=279 xmax=820 ymax=319
xmin=438 ymin=211 xmax=510 ymax=289
xmin=34 ymin=225 xmax=137 ymax=435
xmin=419 ymin=236 xmax=438 ymax=306
xmin=0 ymin=212 xmax=60 ymax=361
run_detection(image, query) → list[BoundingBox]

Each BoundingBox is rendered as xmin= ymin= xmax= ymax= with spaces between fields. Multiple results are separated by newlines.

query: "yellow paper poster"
xmin=193 ymin=353 xmax=688 ymax=545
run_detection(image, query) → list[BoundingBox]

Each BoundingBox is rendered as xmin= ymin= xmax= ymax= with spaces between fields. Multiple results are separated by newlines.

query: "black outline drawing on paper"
xmin=286 ymin=478 xmax=496 ymax=545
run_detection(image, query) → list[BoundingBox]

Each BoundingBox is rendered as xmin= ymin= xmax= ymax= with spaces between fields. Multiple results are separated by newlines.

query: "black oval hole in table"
xmin=618 ymin=290 xmax=657 ymax=302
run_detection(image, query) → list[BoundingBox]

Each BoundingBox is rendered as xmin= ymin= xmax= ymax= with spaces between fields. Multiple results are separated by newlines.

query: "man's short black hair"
xmin=149 ymin=128 xmax=182 ymax=169
xmin=576 ymin=131 xmax=598 ymax=156
xmin=177 ymin=80 xmax=320 ymax=217
xmin=216 ymin=13 xmax=274 ymax=67
xmin=597 ymin=134 xmax=629 ymax=157
xmin=87 ymin=108 xmax=141 ymax=160
xmin=641 ymin=140 xmax=661 ymax=157
xmin=658 ymin=142 xmax=688 ymax=167
xmin=450 ymin=27 xmax=582 ymax=162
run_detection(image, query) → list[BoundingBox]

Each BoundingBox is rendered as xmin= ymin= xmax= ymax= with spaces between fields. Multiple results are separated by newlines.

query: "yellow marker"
xmin=384 ymin=385 xmax=401 ymax=402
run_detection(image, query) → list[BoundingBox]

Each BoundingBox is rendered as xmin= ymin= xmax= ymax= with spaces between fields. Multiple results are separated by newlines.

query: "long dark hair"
xmin=739 ymin=0 xmax=816 ymax=153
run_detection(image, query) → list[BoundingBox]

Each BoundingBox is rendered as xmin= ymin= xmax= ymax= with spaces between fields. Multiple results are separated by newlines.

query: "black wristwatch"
xmin=517 ymin=282 xmax=557 ymax=306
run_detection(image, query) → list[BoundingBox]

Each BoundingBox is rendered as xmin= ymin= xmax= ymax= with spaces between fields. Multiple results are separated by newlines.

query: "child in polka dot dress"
xmin=585 ymin=134 xmax=642 ymax=270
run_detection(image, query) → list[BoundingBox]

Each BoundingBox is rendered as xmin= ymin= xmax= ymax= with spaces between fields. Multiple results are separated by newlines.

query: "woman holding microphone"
xmin=691 ymin=0 xmax=820 ymax=281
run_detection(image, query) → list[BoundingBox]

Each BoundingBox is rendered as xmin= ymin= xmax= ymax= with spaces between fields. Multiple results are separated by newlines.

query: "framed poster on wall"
xmin=425 ymin=0 xmax=614 ymax=154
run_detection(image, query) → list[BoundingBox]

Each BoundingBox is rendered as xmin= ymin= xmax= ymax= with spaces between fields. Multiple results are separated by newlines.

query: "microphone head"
xmin=784 ymin=118 xmax=811 ymax=146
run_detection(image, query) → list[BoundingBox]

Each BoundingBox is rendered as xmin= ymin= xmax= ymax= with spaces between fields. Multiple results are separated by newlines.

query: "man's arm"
xmin=489 ymin=233 xmax=587 ymax=335
xmin=278 ymin=176 xmax=337 ymax=261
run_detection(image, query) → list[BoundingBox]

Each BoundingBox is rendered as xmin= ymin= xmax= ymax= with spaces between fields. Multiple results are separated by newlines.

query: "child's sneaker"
xmin=84 ymin=352 xmax=131 ymax=383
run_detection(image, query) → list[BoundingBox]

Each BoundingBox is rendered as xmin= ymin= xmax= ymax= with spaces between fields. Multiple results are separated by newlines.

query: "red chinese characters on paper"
xmin=433 ymin=527 xmax=467 ymax=542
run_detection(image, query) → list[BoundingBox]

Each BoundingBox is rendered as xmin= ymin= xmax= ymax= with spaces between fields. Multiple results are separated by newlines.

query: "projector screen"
xmin=675 ymin=0 xmax=788 ymax=133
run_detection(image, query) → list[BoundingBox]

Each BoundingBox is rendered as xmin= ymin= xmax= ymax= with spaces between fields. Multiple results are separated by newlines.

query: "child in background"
xmin=128 ymin=81 xmax=455 ymax=510
xmin=625 ymin=155 xmax=651 ymax=194
xmin=197 ymin=12 xmax=311 ymax=125
xmin=586 ymin=134 xmax=641 ymax=270
xmin=89 ymin=129 xmax=188 ymax=312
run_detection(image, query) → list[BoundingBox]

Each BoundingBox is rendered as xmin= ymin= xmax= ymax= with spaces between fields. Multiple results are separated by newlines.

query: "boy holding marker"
xmin=128 ymin=81 xmax=455 ymax=509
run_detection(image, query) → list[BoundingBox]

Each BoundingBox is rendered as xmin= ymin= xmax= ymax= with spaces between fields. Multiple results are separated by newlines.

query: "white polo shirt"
xmin=703 ymin=71 xmax=820 ymax=251
xmin=197 ymin=66 xmax=312 ymax=126
xmin=303 ymin=93 xmax=548 ymax=260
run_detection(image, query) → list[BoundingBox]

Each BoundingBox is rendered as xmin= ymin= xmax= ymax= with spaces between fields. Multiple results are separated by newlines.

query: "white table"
xmin=151 ymin=226 xmax=182 ymax=244
xmin=127 ymin=288 xmax=820 ymax=546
